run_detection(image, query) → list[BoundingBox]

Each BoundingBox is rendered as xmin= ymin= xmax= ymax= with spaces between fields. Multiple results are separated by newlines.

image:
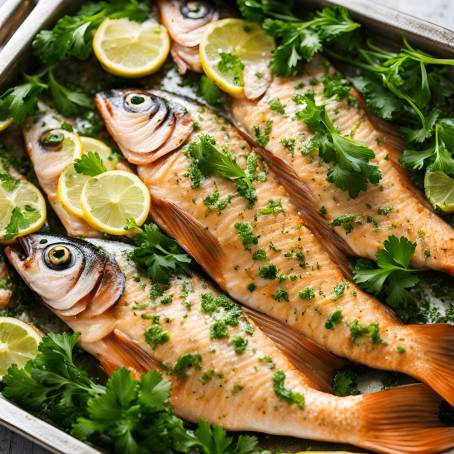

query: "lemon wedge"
xmin=0 ymin=317 xmax=42 ymax=379
xmin=0 ymin=118 xmax=13 ymax=132
xmin=57 ymin=137 xmax=118 ymax=218
xmin=0 ymin=178 xmax=46 ymax=242
xmin=199 ymin=18 xmax=274 ymax=97
xmin=93 ymin=18 xmax=170 ymax=78
xmin=80 ymin=170 xmax=150 ymax=235
xmin=424 ymin=170 xmax=454 ymax=212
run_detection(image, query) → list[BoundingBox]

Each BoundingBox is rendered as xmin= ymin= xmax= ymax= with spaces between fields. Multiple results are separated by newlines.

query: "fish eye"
xmin=124 ymin=93 xmax=154 ymax=113
xmin=45 ymin=245 xmax=73 ymax=270
xmin=181 ymin=1 xmax=211 ymax=19
xmin=40 ymin=130 xmax=65 ymax=148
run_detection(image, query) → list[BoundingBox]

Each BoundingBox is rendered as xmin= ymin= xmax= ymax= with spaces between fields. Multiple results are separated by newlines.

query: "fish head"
xmin=5 ymin=234 xmax=125 ymax=319
xmin=22 ymin=106 xmax=77 ymax=194
xmin=96 ymin=88 xmax=193 ymax=165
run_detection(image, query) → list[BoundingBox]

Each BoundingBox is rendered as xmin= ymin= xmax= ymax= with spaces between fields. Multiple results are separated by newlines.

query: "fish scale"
xmin=231 ymin=57 xmax=454 ymax=275
xmin=96 ymin=88 xmax=454 ymax=409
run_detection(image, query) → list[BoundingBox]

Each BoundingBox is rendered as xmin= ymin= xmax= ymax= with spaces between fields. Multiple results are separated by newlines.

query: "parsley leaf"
xmin=74 ymin=151 xmax=106 ymax=176
xmin=295 ymin=93 xmax=381 ymax=197
xmin=48 ymin=71 xmax=92 ymax=116
xmin=32 ymin=0 xmax=150 ymax=65
xmin=130 ymin=223 xmax=193 ymax=284
xmin=198 ymin=75 xmax=223 ymax=107
xmin=187 ymin=135 xmax=257 ymax=207
xmin=0 ymin=75 xmax=47 ymax=123
xmin=332 ymin=367 xmax=360 ymax=396
xmin=237 ymin=0 xmax=297 ymax=23
xmin=5 ymin=206 xmax=40 ymax=241
xmin=353 ymin=235 xmax=420 ymax=308
xmin=262 ymin=7 xmax=360 ymax=76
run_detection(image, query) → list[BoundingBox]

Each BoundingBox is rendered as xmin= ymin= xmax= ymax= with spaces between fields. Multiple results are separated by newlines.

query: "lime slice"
xmin=425 ymin=171 xmax=454 ymax=212
xmin=93 ymin=18 xmax=170 ymax=78
xmin=80 ymin=170 xmax=150 ymax=235
xmin=0 ymin=179 xmax=47 ymax=242
xmin=199 ymin=18 xmax=274 ymax=97
xmin=0 ymin=317 xmax=42 ymax=379
xmin=57 ymin=137 xmax=118 ymax=218
xmin=0 ymin=118 xmax=13 ymax=132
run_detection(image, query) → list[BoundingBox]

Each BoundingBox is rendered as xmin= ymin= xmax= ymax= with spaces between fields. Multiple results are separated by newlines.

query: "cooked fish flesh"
xmin=6 ymin=233 xmax=454 ymax=454
xmin=97 ymin=88 xmax=454 ymax=407
xmin=230 ymin=57 xmax=454 ymax=276
xmin=22 ymin=107 xmax=98 ymax=237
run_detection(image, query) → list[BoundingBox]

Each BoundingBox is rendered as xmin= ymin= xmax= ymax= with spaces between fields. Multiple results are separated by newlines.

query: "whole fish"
xmin=230 ymin=57 xmax=454 ymax=276
xmin=6 ymin=233 xmax=454 ymax=454
xmin=157 ymin=0 xmax=272 ymax=100
xmin=97 ymin=88 xmax=454 ymax=407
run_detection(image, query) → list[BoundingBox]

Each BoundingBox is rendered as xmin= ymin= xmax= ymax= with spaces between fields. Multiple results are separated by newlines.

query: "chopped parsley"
xmin=332 ymin=214 xmax=361 ymax=234
xmin=253 ymin=119 xmax=273 ymax=147
xmin=211 ymin=320 xmax=229 ymax=339
xmin=231 ymin=336 xmax=248 ymax=354
xmin=173 ymin=353 xmax=202 ymax=379
xmin=332 ymin=367 xmax=360 ymax=396
xmin=218 ymin=52 xmax=244 ymax=87
xmin=203 ymin=186 xmax=233 ymax=213
xmin=333 ymin=282 xmax=346 ymax=300
xmin=144 ymin=321 xmax=170 ymax=350
xmin=258 ymin=263 xmax=278 ymax=280
xmin=268 ymin=97 xmax=286 ymax=114
xmin=260 ymin=199 xmax=285 ymax=215
xmin=299 ymin=287 xmax=315 ymax=300
xmin=252 ymin=249 xmax=268 ymax=261
xmin=234 ymin=222 xmax=258 ymax=249
xmin=325 ymin=309 xmax=343 ymax=329
xmin=348 ymin=320 xmax=386 ymax=345
xmin=272 ymin=370 xmax=305 ymax=409
xmin=273 ymin=288 xmax=289 ymax=302
xmin=0 ymin=172 xmax=19 ymax=191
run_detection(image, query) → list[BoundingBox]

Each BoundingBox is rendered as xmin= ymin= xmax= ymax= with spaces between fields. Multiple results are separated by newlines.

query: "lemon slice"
xmin=0 ymin=118 xmax=13 ymax=132
xmin=425 ymin=170 xmax=454 ymax=212
xmin=0 ymin=179 xmax=46 ymax=242
xmin=57 ymin=137 xmax=118 ymax=218
xmin=0 ymin=317 xmax=42 ymax=379
xmin=200 ymin=18 xmax=274 ymax=97
xmin=80 ymin=170 xmax=150 ymax=235
xmin=93 ymin=18 xmax=170 ymax=78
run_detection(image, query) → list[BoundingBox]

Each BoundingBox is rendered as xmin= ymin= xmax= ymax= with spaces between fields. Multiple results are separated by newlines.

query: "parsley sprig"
xmin=74 ymin=151 xmax=106 ymax=176
xmin=129 ymin=223 xmax=193 ymax=285
xmin=295 ymin=92 xmax=381 ymax=197
xmin=238 ymin=1 xmax=360 ymax=77
xmin=353 ymin=235 xmax=420 ymax=308
xmin=3 ymin=332 xmax=258 ymax=454
xmin=186 ymin=135 xmax=257 ymax=207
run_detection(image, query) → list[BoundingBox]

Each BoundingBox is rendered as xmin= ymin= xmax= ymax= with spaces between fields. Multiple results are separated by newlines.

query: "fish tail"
xmin=409 ymin=323 xmax=454 ymax=406
xmin=358 ymin=383 xmax=454 ymax=454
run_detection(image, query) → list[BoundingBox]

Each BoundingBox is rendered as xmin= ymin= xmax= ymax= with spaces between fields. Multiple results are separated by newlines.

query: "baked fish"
xmin=157 ymin=0 xmax=272 ymax=99
xmin=6 ymin=233 xmax=454 ymax=454
xmin=230 ymin=58 xmax=454 ymax=276
xmin=97 ymin=88 xmax=454 ymax=407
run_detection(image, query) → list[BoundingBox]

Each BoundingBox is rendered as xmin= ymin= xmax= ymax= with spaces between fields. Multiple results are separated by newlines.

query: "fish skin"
xmin=230 ymin=57 xmax=454 ymax=276
xmin=22 ymin=107 xmax=99 ymax=237
xmin=6 ymin=233 xmax=454 ymax=454
xmin=96 ymin=88 xmax=454 ymax=407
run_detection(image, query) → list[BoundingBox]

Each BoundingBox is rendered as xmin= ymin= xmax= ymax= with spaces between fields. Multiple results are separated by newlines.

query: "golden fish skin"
xmin=96 ymin=89 xmax=454 ymax=408
xmin=6 ymin=234 xmax=454 ymax=454
xmin=230 ymin=57 xmax=454 ymax=276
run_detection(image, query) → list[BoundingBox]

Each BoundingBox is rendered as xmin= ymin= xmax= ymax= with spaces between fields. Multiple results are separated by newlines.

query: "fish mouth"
xmin=5 ymin=235 xmax=33 ymax=263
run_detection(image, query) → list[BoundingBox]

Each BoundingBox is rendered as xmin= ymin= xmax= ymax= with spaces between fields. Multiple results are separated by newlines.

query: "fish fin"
xmin=244 ymin=307 xmax=347 ymax=393
xmin=257 ymin=151 xmax=353 ymax=278
xmin=407 ymin=323 xmax=454 ymax=406
xmin=358 ymin=383 xmax=454 ymax=454
xmin=150 ymin=196 xmax=226 ymax=286
xmin=112 ymin=328 xmax=161 ymax=372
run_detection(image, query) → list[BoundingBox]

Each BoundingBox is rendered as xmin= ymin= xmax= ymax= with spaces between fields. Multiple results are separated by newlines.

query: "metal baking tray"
xmin=1 ymin=0 xmax=454 ymax=452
